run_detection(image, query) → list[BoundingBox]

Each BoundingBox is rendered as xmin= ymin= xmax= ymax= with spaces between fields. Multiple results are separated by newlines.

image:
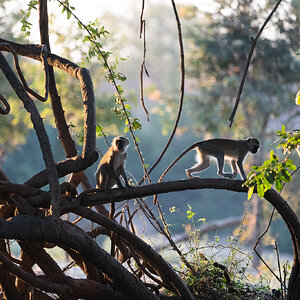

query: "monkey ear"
xmin=247 ymin=138 xmax=252 ymax=142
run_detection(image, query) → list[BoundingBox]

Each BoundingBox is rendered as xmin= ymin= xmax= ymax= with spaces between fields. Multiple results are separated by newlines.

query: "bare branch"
xmin=228 ymin=0 xmax=283 ymax=127
xmin=139 ymin=2 xmax=150 ymax=121
xmin=0 ymin=94 xmax=10 ymax=115
xmin=0 ymin=38 xmax=97 ymax=160
xmin=142 ymin=0 xmax=185 ymax=182
xmin=63 ymin=203 xmax=194 ymax=299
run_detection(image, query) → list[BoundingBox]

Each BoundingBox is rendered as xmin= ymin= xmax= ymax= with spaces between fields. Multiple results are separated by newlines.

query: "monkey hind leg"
xmin=186 ymin=153 xmax=210 ymax=178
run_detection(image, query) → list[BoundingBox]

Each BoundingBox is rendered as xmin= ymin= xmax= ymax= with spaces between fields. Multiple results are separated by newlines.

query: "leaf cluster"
xmin=245 ymin=125 xmax=299 ymax=199
xmin=20 ymin=0 xmax=38 ymax=36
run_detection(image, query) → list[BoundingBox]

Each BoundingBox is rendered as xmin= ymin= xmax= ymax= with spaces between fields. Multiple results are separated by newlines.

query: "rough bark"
xmin=0 ymin=216 xmax=156 ymax=299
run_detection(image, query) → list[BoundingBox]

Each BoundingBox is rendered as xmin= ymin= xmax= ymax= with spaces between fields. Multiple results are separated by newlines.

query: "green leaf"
xmin=257 ymin=183 xmax=265 ymax=198
xmin=280 ymin=169 xmax=291 ymax=182
xmin=275 ymin=177 xmax=283 ymax=192
xmin=247 ymin=186 xmax=254 ymax=200
xmin=82 ymin=36 xmax=90 ymax=43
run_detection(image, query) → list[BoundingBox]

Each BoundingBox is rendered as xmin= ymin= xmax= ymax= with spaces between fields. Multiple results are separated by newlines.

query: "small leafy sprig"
xmin=245 ymin=125 xmax=299 ymax=199
xmin=56 ymin=0 xmax=142 ymax=133
xmin=20 ymin=0 xmax=39 ymax=37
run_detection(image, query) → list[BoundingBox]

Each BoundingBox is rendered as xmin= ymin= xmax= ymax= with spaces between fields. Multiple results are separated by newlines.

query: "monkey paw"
xmin=186 ymin=172 xmax=194 ymax=179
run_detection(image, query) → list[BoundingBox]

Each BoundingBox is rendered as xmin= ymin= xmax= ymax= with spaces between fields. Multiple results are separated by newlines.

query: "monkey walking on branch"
xmin=95 ymin=136 xmax=131 ymax=255
xmin=154 ymin=138 xmax=260 ymax=204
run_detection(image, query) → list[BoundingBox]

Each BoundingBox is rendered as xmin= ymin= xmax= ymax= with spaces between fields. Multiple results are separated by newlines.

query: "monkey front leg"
xmin=230 ymin=160 xmax=238 ymax=178
xmin=216 ymin=155 xmax=235 ymax=178
xmin=237 ymin=160 xmax=247 ymax=180
xmin=111 ymin=169 xmax=125 ymax=189
xmin=120 ymin=167 xmax=131 ymax=188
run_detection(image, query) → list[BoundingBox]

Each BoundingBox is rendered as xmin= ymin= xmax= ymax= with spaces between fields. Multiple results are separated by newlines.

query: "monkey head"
xmin=112 ymin=136 xmax=129 ymax=152
xmin=247 ymin=137 xmax=260 ymax=154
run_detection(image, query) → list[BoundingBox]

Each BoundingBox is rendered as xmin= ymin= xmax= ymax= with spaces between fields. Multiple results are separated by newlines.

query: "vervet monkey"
xmin=95 ymin=136 xmax=130 ymax=190
xmin=95 ymin=136 xmax=130 ymax=256
xmin=154 ymin=138 xmax=260 ymax=204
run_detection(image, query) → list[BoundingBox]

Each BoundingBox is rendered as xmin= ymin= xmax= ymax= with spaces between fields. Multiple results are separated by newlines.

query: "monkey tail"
xmin=153 ymin=142 xmax=200 ymax=204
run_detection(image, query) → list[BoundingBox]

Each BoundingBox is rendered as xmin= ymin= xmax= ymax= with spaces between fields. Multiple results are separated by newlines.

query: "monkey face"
xmin=248 ymin=138 xmax=260 ymax=154
xmin=113 ymin=136 xmax=129 ymax=152
xmin=251 ymin=145 xmax=260 ymax=154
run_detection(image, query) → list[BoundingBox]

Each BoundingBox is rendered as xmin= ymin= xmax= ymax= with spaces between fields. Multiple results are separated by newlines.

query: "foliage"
xmin=245 ymin=125 xmax=300 ymax=199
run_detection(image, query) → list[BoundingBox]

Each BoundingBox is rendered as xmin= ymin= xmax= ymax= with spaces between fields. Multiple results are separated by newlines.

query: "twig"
xmin=139 ymin=18 xmax=150 ymax=121
xmin=253 ymin=208 xmax=284 ymax=284
xmin=139 ymin=0 xmax=145 ymax=39
xmin=156 ymin=200 xmax=196 ymax=276
xmin=96 ymin=122 xmax=109 ymax=146
xmin=0 ymin=94 xmax=10 ymax=115
xmin=274 ymin=240 xmax=284 ymax=299
xmin=228 ymin=0 xmax=283 ymax=127
xmin=140 ymin=0 xmax=185 ymax=184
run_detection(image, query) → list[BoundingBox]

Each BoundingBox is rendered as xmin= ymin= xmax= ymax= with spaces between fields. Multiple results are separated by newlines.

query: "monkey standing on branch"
xmin=95 ymin=136 xmax=130 ymax=192
xmin=154 ymin=138 xmax=260 ymax=204
xmin=95 ymin=136 xmax=130 ymax=255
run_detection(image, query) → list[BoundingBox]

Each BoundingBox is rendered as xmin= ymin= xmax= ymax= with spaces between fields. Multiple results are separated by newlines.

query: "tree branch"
xmin=0 ymin=216 xmax=156 ymax=299
xmin=143 ymin=0 xmax=185 ymax=181
xmin=0 ymin=250 xmax=129 ymax=299
xmin=0 ymin=51 xmax=60 ymax=217
xmin=228 ymin=0 xmax=283 ymax=127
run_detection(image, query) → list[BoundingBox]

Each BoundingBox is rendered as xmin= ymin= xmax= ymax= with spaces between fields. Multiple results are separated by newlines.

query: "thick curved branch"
xmin=1 ymin=42 xmax=49 ymax=102
xmin=0 ymin=38 xmax=97 ymax=160
xmin=24 ymin=153 xmax=98 ymax=188
xmin=39 ymin=0 xmax=78 ymax=160
xmin=0 ymin=216 xmax=156 ymax=299
xmin=79 ymin=178 xmax=247 ymax=206
xmin=0 ymin=250 xmax=129 ymax=299
xmin=0 ymin=51 xmax=60 ymax=217
xmin=63 ymin=202 xmax=194 ymax=299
